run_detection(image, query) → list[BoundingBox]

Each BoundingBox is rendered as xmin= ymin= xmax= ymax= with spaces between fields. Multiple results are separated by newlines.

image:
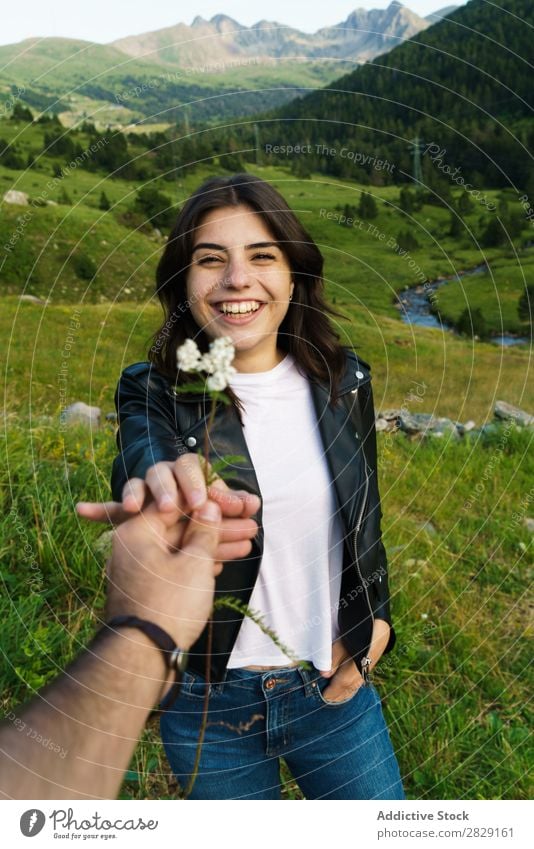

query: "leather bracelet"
xmin=101 ymin=615 xmax=189 ymax=716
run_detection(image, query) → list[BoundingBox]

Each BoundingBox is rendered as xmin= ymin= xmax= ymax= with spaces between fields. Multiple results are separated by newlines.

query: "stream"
xmin=396 ymin=263 xmax=531 ymax=346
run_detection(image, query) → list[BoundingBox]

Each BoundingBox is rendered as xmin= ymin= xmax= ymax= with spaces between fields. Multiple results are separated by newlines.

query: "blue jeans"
xmin=160 ymin=664 xmax=405 ymax=799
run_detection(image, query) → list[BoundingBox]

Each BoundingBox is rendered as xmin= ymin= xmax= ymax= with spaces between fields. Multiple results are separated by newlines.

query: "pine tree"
xmin=358 ymin=191 xmax=378 ymax=219
xmin=99 ymin=191 xmax=111 ymax=211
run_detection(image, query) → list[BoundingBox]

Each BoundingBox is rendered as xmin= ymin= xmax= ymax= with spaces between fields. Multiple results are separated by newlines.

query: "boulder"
xmin=376 ymin=409 xmax=402 ymax=432
xmin=454 ymin=419 xmax=476 ymax=435
xmin=18 ymin=294 xmax=47 ymax=305
xmin=61 ymin=402 xmax=101 ymax=428
xmin=3 ymin=189 xmax=29 ymax=205
xmin=494 ymin=400 xmax=534 ymax=428
xmin=398 ymin=412 xmax=460 ymax=438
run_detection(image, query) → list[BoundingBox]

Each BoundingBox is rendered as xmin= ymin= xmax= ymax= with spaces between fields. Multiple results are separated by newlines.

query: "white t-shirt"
xmin=226 ymin=352 xmax=344 ymax=671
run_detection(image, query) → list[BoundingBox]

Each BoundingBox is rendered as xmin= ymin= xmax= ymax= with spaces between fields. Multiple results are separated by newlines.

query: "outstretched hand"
xmin=77 ymin=455 xmax=261 ymax=565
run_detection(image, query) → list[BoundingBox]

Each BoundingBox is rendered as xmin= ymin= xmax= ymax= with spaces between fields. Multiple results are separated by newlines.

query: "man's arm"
xmin=0 ymin=628 xmax=168 ymax=799
xmin=0 ymin=498 xmax=227 ymax=799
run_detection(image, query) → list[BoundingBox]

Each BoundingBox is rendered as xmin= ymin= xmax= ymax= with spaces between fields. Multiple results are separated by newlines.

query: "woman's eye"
xmin=252 ymin=253 xmax=276 ymax=261
xmin=197 ymin=255 xmax=223 ymax=265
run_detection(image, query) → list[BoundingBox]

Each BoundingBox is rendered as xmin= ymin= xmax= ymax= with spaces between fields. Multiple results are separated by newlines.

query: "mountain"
xmin=0 ymin=4 xmax=432 ymax=126
xmin=260 ymin=0 xmax=533 ymax=189
xmin=110 ymin=2 xmax=431 ymax=66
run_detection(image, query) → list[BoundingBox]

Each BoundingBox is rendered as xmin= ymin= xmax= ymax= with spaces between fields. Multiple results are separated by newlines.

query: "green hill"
xmin=0 ymin=36 xmax=338 ymax=127
xmin=259 ymin=0 xmax=534 ymax=189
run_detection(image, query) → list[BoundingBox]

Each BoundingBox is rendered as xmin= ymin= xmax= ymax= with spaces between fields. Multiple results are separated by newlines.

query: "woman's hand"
xmin=320 ymin=620 xmax=391 ymax=702
xmin=77 ymin=455 xmax=261 ymax=565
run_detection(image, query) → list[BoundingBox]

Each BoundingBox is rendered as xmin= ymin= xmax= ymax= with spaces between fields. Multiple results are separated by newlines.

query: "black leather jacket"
xmin=111 ymin=348 xmax=396 ymax=681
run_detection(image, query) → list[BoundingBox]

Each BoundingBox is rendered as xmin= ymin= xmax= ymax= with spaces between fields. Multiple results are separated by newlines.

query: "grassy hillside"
xmin=0 ymin=36 xmax=338 ymax=127
xmin=1 ymin=111 xmax=531 ymax=340
xmin=1 ymin=292 xmax=531 ymax=422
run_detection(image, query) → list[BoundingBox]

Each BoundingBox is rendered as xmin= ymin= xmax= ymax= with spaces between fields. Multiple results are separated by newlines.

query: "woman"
xmin=109 ymin=173 xmax=404 ymax=800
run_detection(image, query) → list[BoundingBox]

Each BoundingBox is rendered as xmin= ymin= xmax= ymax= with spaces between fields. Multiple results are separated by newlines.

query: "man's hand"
xmin=320 ymin=620 xmax=391 ymax=703
xmin=106 ymin=498 xmax=224 ymax=651
xmin=77 ymin=456 xmax=261 ymax=565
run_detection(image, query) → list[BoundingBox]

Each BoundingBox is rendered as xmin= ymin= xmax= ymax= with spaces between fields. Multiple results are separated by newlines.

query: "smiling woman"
xmin=105 ymin=173 xmax=404 ymax=800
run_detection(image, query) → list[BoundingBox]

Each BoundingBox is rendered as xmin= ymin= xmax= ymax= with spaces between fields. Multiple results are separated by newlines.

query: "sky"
xmin=2 ymin=0 xmax=468 ymax=45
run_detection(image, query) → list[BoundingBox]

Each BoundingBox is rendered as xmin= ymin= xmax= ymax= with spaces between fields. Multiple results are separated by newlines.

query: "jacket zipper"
xmin=353 ymin=459 xmax=374 ymax=683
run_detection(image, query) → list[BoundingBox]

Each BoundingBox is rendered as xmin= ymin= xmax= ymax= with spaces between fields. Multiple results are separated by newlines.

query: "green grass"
xmin=1 ymin=296 xmax=530 ymax=424
xmin=1 ymin=412 xmax=531 ymax=799
xmin=432 ymin=253 xmax=534 ymax=337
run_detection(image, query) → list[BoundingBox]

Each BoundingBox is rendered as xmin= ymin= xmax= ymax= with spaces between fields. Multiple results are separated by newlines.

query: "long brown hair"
xmin=149 ymin=173 xmax=349 ymax=403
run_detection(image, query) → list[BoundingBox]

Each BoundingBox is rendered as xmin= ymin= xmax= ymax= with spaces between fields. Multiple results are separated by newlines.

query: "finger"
xmin=145 ymin=463 xmax=184 ymax=512
xmin=179 ymin=500 xmax=221 ymax=564
xmin=121 ymin=478 xmax=148 ymax=512
xmin=76 ymin=501 xmax=128 ymax=525
xmin=215 ymin=539 xmax=253 ymax=561
xmin=208 ymin=486 xmax=261 ymax=518
xmin=174 ymin=453 xmax=209 ymax=510
xmin=218 ymin=518 xmax=258 ymax=542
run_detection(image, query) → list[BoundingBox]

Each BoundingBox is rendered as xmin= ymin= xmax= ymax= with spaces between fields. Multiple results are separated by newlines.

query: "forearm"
xmin=368 ymin=618 xmax=391 ymax=670
xmin=0 ymin=630 xmax=169 ymax=799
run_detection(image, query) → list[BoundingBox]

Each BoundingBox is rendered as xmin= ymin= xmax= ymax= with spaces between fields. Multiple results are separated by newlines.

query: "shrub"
xmin=71 ymin=252 xmax=97 ymax=281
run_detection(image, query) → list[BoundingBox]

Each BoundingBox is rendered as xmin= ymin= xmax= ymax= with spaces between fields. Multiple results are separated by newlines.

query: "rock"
xmin=494 ymin=400 xmax=534 ymax=428
xmin=398 ymin=412 xmax=460 ymax=438
xmin=61 ymin=402 xmax=101 ymax=428
xmin=105 ymin=412 xmax=117 ymax=423
xmin=414 ymin=521 xmax=438 ymax=536
xmin=18 ymin=294 xmax=47 ymax=304
xmin=376 ymin=409 xmax=402 ymax=432
xmin=524 ymin=518 xmax=534 ymax=534
xmin=455 ymin=420 xmax=476 ymax=435
xmin=3 ymin=189 xmax=29 ymax=205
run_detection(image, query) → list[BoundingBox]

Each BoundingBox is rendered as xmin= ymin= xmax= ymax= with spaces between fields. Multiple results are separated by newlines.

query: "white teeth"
xmin=220 ymin=301 xmax=261 ymax=315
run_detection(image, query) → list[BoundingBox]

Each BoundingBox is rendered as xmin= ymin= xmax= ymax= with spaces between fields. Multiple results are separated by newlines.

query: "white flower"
xmin=176 ymin=336 xmax=236 ymax=390
xmin=177 ymin=338 xmax=202 ymax=372
xmin=207 ymin=372 xmax=230 ymax=391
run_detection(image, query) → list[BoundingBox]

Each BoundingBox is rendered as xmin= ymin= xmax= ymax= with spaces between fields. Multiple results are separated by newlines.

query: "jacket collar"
xmin=170 ymin=348 xmax=371 ymax=402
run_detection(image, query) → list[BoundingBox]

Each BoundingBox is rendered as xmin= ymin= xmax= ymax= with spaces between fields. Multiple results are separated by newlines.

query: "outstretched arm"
xmin=0 ymin=498 xmax=224 ymax=800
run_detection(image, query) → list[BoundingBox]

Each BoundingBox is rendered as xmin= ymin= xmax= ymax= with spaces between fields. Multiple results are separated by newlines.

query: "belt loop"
xmin=215 ymin=666 xmax=230 ymax=695
xmin=297 ymin=664 xmax=319 ymax=696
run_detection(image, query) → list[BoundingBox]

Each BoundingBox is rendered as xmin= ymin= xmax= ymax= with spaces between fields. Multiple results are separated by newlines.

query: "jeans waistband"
xmin=209 ymin=663 xmax=323 ymax=696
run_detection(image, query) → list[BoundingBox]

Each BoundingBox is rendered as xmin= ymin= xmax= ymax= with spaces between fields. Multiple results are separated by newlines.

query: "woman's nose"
xmin=222 ymin=257 xmax=250 ymax=288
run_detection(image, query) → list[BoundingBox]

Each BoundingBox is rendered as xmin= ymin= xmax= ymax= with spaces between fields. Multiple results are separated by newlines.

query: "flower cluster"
xmin=176 ymin=336 xmax=236 ymax=391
